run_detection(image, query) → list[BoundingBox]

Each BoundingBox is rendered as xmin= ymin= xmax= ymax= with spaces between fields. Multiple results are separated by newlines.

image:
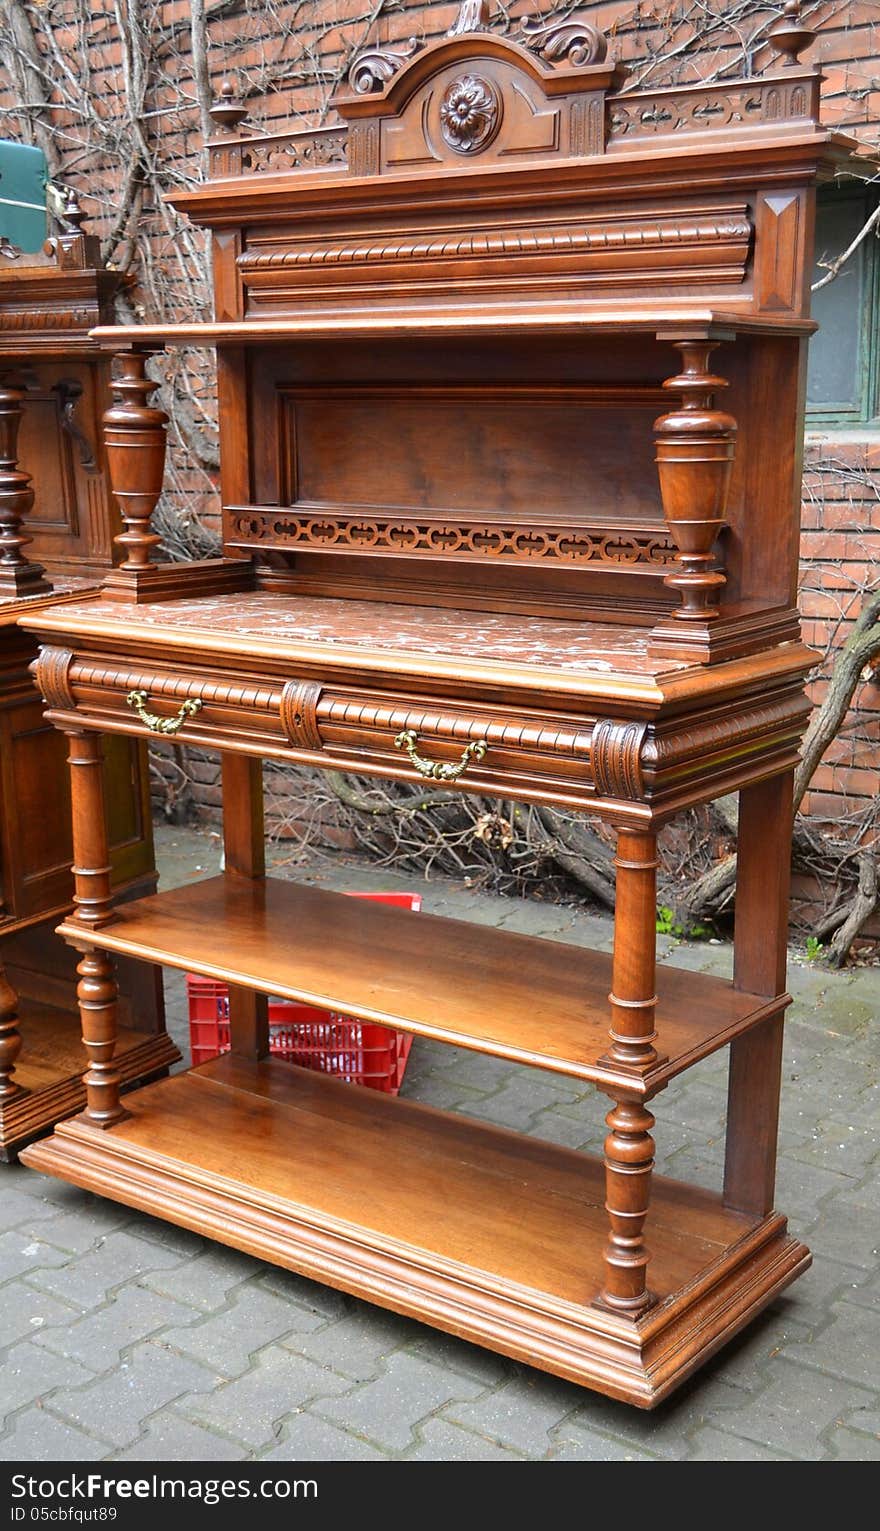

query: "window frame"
xmin=806 ymin=183 xmax=880 ymax=429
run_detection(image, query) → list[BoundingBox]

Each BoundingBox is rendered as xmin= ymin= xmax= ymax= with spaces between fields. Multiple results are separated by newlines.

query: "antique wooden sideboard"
xmin=19 ymin=4 xmax=859 ymax=1402
xmin=0 ymin=192 xmax=174 ymax=1158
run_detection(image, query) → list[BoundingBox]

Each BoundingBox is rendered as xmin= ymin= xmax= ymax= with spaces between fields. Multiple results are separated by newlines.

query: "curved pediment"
xmin=333 ymin=8 xmax=625 ymax=174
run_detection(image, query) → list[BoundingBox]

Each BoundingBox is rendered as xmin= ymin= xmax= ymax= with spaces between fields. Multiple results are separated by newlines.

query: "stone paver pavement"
xmin=1 ymin=823 xmax=876 ymax=1462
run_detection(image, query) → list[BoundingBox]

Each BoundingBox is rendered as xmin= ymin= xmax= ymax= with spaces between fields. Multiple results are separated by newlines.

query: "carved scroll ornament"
xmin=520 ymin=13 xmax=609 ymax=67
xmin=348 ymin=37 xmax=423 ymax=95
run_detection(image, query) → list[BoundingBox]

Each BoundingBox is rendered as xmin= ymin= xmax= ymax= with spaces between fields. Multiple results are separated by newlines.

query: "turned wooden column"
xmin=596 ymin=825 xmax=660 ymax=1313
xmin=101 ymin=349 xmax=168 ymax=602
xmin=0 ymin=957 xmax=26 ymax=1103
xmin=0 ymin=378 xmax=50 ymax=598
xmin=605 ymin=827 xmax=660 ymax=1070
xmin=65 ymin=729 xmax=128 ymax=1127
xmin=650 ymin=342 xmax=736 ymax=658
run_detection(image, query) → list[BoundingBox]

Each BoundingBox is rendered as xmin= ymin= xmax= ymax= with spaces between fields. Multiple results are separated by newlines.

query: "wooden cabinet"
xmin=0 ymin=201 xmax=176 ymax=1158
xmin=18 ymin=5 xmax=858 ymax=1401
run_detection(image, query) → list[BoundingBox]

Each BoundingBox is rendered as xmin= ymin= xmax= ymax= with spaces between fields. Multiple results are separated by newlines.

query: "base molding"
xmin=101 ymin=558 xmax=254 ymax=605
xmin=649 ymin=606 xmax=803 ymax=664
xmin=21 ymin=1061 xmax=810 ymax=1406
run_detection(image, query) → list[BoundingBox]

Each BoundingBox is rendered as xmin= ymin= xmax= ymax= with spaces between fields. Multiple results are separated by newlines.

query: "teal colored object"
xmin=0 ymin=139 xmax=48 ymax=253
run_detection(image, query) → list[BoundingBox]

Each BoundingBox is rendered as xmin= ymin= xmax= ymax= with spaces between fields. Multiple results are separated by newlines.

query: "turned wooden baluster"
xmin=596 ymin=826 xmax=661 ymax=1313
xmin=103 ymin=350 xmax=167 ymax=574
xmin=654 ymin=343 xmax=736 ymax=625
xmin=0 ymin=958 xmax=26 ymax=1103
xmin=600 ymin=1097 xmax=655 ymax=1314
xmin=0 ymin=378 xmax=50 ymax=598
xmin=66 ymin=729 xmax=128 ymax=1127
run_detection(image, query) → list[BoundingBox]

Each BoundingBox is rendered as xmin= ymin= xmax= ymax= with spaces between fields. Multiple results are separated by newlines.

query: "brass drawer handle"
xmin=394 ymin=729 xmax=488 ymax=781
xmin=126 ymin=689 xmax=203 ymax=736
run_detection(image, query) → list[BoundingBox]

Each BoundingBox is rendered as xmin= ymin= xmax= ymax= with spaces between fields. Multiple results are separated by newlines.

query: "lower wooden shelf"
xmin=1 ymin=1002 xmax=180 ymax=1159
xmin=21 ymin=1055 xmax=810 ymax=1405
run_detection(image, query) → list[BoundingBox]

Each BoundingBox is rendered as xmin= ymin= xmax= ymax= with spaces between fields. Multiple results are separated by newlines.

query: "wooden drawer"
xmin=34 ymin=644 xmax=603 ymax=808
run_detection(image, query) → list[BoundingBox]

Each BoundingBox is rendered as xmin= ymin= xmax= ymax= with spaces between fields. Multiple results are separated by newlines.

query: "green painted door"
xmin=0 ymin=139 xmax=47 ymax=253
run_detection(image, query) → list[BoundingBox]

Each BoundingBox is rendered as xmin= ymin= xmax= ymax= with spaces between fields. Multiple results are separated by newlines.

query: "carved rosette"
xmin=440 ymin=75 xmax=502 ymax=154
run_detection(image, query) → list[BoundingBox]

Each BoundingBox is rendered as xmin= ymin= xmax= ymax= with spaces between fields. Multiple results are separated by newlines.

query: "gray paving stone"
xmin=826 ymin=1427 xmax=880 ymax=1461
xmin=0 ymin=1183 xmax=60 ymax=1231
xmin=120 ymin=1210 xmax=206 ymax=1258
xmin=35 ymin=1199 xmax=135 ymax=1255
xmin=51 ymin=1341 xmax=221 ymax=1447
xmin=564 ymin=1373 xmax=751 ymax=1460
xmin=314 ymin=1353 xmax=484 ymax=1452
xmin=703 ymin=1364 xmax=875 ymax=1458
xmin=254 ymin=1265 xmax=350 ymax=1320
xmin=0 ymin=1408 xmax=108 ymax=1462
xmin=685 ymin=1428 xmax=795 ymax=1461
xmin=35 ymin=1286 xmax=199 ymax=1370
xmin=464 ymin=1072 xmax=581 ymax=1130
xmin=780 ymin=1302 xmax=880 ymax=1390
xmin=141 ymin=1247 xmax=264 ymax=1312
xmin=161 ymin=1284 xmax=327 ymax=1378
xmin=408 ymin=1418 xmax=525 ymax=1461
xmin=0 ymin=1228 xmax=70 ymax=1281
xmin=286 ymin=1309 xmax=412 ymax=1381
xmin=1 ymin=1339 xmax=96 ymax=1420
xmin=548 ymin=1425 xmax=661 ymax=1461
xmin=780 ymin=1253 xmax=868 ymax=1329
xmin=112 ymin=1414 xmax=251 ymax=1461
xmin=446 ymin=1374 xmax=581 ymax=1454
xmin=260 ymin=1414 xmax=388 ymax=1462
xmin=801 ymin=1194 xmax=880 ymax=1270
xmin=181 ymin=1344 xmax=352 ymax=1450
xmin=403 ymin=1329 xmax=510 ymax=1386
xmin=29 ymin=1230 xmax=186 ymax=1308
xmin=0 ymin=1278 xmax=82 ymax=1349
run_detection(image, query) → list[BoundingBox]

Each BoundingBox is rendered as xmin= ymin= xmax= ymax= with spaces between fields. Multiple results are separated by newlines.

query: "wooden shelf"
xmin=21 ymin=1056 xmax=809 ymax=1406
xmin=58 ymin=874 xmax=785 ymax=1094
xmin=0 ymin=1001 xmax=179 ymax=1160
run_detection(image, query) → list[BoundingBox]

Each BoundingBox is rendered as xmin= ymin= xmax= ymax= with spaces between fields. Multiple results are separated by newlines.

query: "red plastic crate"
xmin=186 ymin=890 xmax=422 ymax=1094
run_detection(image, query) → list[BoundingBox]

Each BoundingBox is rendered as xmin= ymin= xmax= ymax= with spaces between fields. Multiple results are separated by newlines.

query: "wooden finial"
xmin=210 ymin=79 xmax=248 ymax=132
xmin=654 ymin=343 xmax=736 ymax=624
xmin=0 ymin=379 xmax=50 ymax=598
xmin=769 ymin=1 xmax=816 ymax=67
xmin=103 ymin=351 xmax=167 ymax=575
xmin=61 ymin=186 xmax=85 ymax=234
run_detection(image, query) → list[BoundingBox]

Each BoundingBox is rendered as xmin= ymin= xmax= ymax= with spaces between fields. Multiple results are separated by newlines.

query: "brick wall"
xmin=2 ymin=1 xmax=879 ymax=829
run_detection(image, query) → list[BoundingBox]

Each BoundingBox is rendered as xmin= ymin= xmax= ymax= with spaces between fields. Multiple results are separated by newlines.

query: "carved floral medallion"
xmin=439 ymin=75 xmax=502 ymax=154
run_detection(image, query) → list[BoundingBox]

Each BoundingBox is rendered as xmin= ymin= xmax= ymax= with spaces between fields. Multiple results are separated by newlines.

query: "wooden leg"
xmin=221 ymin=753 xmax=269 ymax=1060
xmin=599 ymin=1095 xmax=655 ymax=1314
xmin=75 ymin=947 xmax=128 ymax=1127
xmin=724 ymin=770 xmax=793 ymax=1215
xmin=605 ymin=827 xmax=661 ymax=1070
xmin=0 ymin=954 xmax=26 ymax=1101
xmin=66 ymin=729 xmax=127 ymax=1127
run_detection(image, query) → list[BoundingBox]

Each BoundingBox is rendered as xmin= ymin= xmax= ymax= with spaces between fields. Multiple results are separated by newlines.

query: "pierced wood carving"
xmin=279 ymin=679 xmax=324 ymax=751
xmin=33 ymin=646 xmax=76 ymax=711
xmin=229 ymin=512 xmax=675 ymax=569
xmin=590 ymin=719 xmax=648 ymax=800
xmin=239 ymin=134 xmax=348 ymax=175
